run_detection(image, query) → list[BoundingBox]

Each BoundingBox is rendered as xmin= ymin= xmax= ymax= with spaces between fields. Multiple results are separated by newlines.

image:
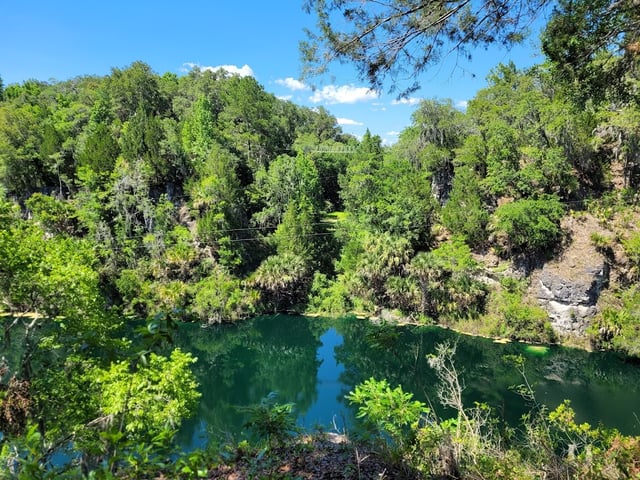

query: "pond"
xmin=173 ymin=314 xmax=640 ymax=450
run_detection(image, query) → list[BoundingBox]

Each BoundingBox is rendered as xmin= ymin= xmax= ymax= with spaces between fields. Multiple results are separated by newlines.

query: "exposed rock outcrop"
xmin=533 ymin=215 xmax=611 ymax=335
xmin=537 ymin=264 xmax=608 ymax=335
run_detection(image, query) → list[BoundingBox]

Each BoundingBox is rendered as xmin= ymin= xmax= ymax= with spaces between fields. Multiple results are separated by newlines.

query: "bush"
xmin=306 ymin=271 xmax=353 ymax=315
xmin=491 ymin=195 xmax=565 ymax=257
xmin=622 ymin=231 xmax=640 ymax=281
xmin=407 ymin=238 xmax=488 ymax=320
xmin=191 ymin=266 xmax=257 ymax=323
xmin=589 ymin=285 xmax=640 ymax=357
xmin=346 ymin=377 xmax=427 ymax=452
xmin=484 ymin=278 xmax=556 ymax=343
xmin=242 ymin=392 xmax=298 ymax=448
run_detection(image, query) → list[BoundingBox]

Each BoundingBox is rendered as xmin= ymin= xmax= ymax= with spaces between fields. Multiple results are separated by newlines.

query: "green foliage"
xmin=341 ymin=132 xmax=436 ymax=247
xmin=242 ymin=392 xmax=298 ymax=448
xmin=542 ymin=0 xmax=640 ymax=106
xmin=252 ymin=152 xmax=322 ymax=226
xmin=590 ymin=231 xmax=614 ymax=253
xmin=518 ymin=146 xmax=578 ymax=198
xmin=622 ymin=231 xmax=640 ymax=281
xmin=115 ymin=267 xmax=153 ymax=316
xmin=347 ymin=344 xmax=640 ymax=479
xmin=590 ymin=285 xmax=640 ymax=357
xmin=2 ymin=49 xmax=640 ymax=478
xmin=483 ymin=122 xmax=521 ymax=197
xmin=350 ymin=232 xmax=413 ymax=306
xmin=441 ymin=165 xmax=489 ymax=246
xmin=347 ymin=377 xmax=426 ymax=450
xmin=190 ymin=266 xmax=257 ymax=323
xmin=491 ymin=195 xmax=565 ymax=256
xmin=96 ymin=348 xmax=200 ymax=441
xmin=465 ymin=62 xmax=589 ymax=200
xmin=522 ymin=400 xmax=633 ymax=479
xmin=0 ymin=424 xmax=51 ymax=480
xmin=407 ymin=238 xmax=487 ymax=320
xmin=0 ymin=100 xmax=48 ymax=199
xmin=393 ymin=99 xmax=469 ymax=203
xmin=25 ymin=193 xmax=80 ymax=236
xmin=189 ymin=144 xmax=248 ymax=270
xmin=249 ymin=252 xmax=312 ymax=312
xmin=217 ymin=75 xmax=289 ymax=172
xmin=78 ymin=122 xmax=119 ymax=178
xmin=486 ymin=279 xmax=555 ymax=343
xmin=108 ymin=61 xmax=165 ymax=120
xmin=339 ymin=130 xmax=382 ymax=216
xmin=181 ymin=95 xmax=217 ymax=160
xmin=348 ymin=343 xmax=527 ymax=478
xmin=306 ymin=272 xmax=353 ymax=316
xmin=272 ymin=198 xmax=319 ymax=261
xmin=302 ymin=0 xmax=547 ymax=97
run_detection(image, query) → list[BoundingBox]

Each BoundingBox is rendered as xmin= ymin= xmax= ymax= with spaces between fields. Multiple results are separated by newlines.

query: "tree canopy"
xmin=301 ymin=0 xmax=550 ymax=96
xmin=301 ymin=0 xmax=639 ymax=97
xmin=1 ymin=6 xmax=640 ymax=468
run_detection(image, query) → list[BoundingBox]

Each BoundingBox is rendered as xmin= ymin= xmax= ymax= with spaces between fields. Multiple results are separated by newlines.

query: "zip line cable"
xmin=90 ymin=219 xmax=342 ymax=245
xmin=96 ymin=230 xmax=339 ymax=253
xmin=89 ymin=195 xmax=600 ymax=246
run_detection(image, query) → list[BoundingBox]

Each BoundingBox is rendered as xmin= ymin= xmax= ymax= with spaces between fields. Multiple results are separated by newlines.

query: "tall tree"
xmin=108 ymin=61 xmax=165 ymax=121
xmin=78 ymin=122 xmax=119 ymax=178
xmin=0 ymin=101 xmax=48 ymax=198
xmin=253 ymin=152 xmax=322 ymax=226
xmin=542 ymin=0 xmax=640 ymax=106
xmin=181 ymin=95 xmax=217 ymax=161
xmin=393 ymin=99 xmax=468 ymax=203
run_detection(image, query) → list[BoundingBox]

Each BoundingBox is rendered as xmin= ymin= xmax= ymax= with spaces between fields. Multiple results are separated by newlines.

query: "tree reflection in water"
xmin=174 ymin=315 xmax=640 ymax=451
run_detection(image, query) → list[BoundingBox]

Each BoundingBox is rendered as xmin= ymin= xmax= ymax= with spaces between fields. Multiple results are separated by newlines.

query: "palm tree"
xmin=250 ymin=253 xmax=310 ymax=312
xmin=408 ymin=252 xmax=447 ymax=317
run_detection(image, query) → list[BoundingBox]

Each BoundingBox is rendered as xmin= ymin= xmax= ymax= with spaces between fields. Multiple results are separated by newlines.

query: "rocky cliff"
xmin=531 ymin=215 xmax=611 ymax=336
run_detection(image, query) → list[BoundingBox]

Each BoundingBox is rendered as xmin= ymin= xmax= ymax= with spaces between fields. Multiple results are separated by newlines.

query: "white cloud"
xmin=181 ymin=62 xmax=254 ymax=77
xmin=275 ymin=77 xmax=308 ymax=91
xmin=336 ymin=117 xmax=364 ymax=126
xmin=391 ymin=97 xmax=422 ymax=106
xmin=309 ymin=85 xmax=378 ymax=104
xmin=277 ymin=95 xmax=293 ymax=101
xmin=386 ymin=131 xmax=401 ymax=136
xmin=455 ymin=100 xmax=469 ymax=110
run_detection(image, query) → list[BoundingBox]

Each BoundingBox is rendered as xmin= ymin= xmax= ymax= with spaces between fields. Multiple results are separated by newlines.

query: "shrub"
xmin=346 ymin=377 xmax=426 ymax=452
xmin=242 ymin=392 xmax=298 ymax=448
xmin=491 ymin=195 xmax=565 ymax=256
xmin=590 ymin=231 xmax=614 ymax=253
xmin=191 ymin=266 xmax=257 ymax=323
xmin=589 ymin=285 xmax=640 ymax=357
xmin=306 ymin=271 xmax=353 ymax=315
xmin=622 ymin=231 xmax=640 ymax=281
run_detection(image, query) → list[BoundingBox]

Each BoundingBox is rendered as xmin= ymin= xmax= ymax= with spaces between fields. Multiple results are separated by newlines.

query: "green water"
xmin=174 ymin=315 xmax=640 ymax=450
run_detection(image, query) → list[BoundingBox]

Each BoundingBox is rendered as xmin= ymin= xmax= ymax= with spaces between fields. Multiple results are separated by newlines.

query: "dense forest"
xmin=1 ymin=0 xmax=640 ymax=477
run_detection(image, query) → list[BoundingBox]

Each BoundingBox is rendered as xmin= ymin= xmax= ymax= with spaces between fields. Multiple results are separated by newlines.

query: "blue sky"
xmin=1 ymin=1 xmax=548 ymax=144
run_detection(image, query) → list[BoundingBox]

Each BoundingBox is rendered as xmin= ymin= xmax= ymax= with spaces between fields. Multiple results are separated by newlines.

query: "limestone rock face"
xmin=537 ymin=263 xmax=608 ymax=335
xmin=530 ymin=214 xmax=613 ymax=336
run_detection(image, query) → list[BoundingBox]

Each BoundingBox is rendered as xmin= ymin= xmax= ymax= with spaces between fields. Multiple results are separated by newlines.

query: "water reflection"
xmin=175 ymin=315 xmax=640 ymax=450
